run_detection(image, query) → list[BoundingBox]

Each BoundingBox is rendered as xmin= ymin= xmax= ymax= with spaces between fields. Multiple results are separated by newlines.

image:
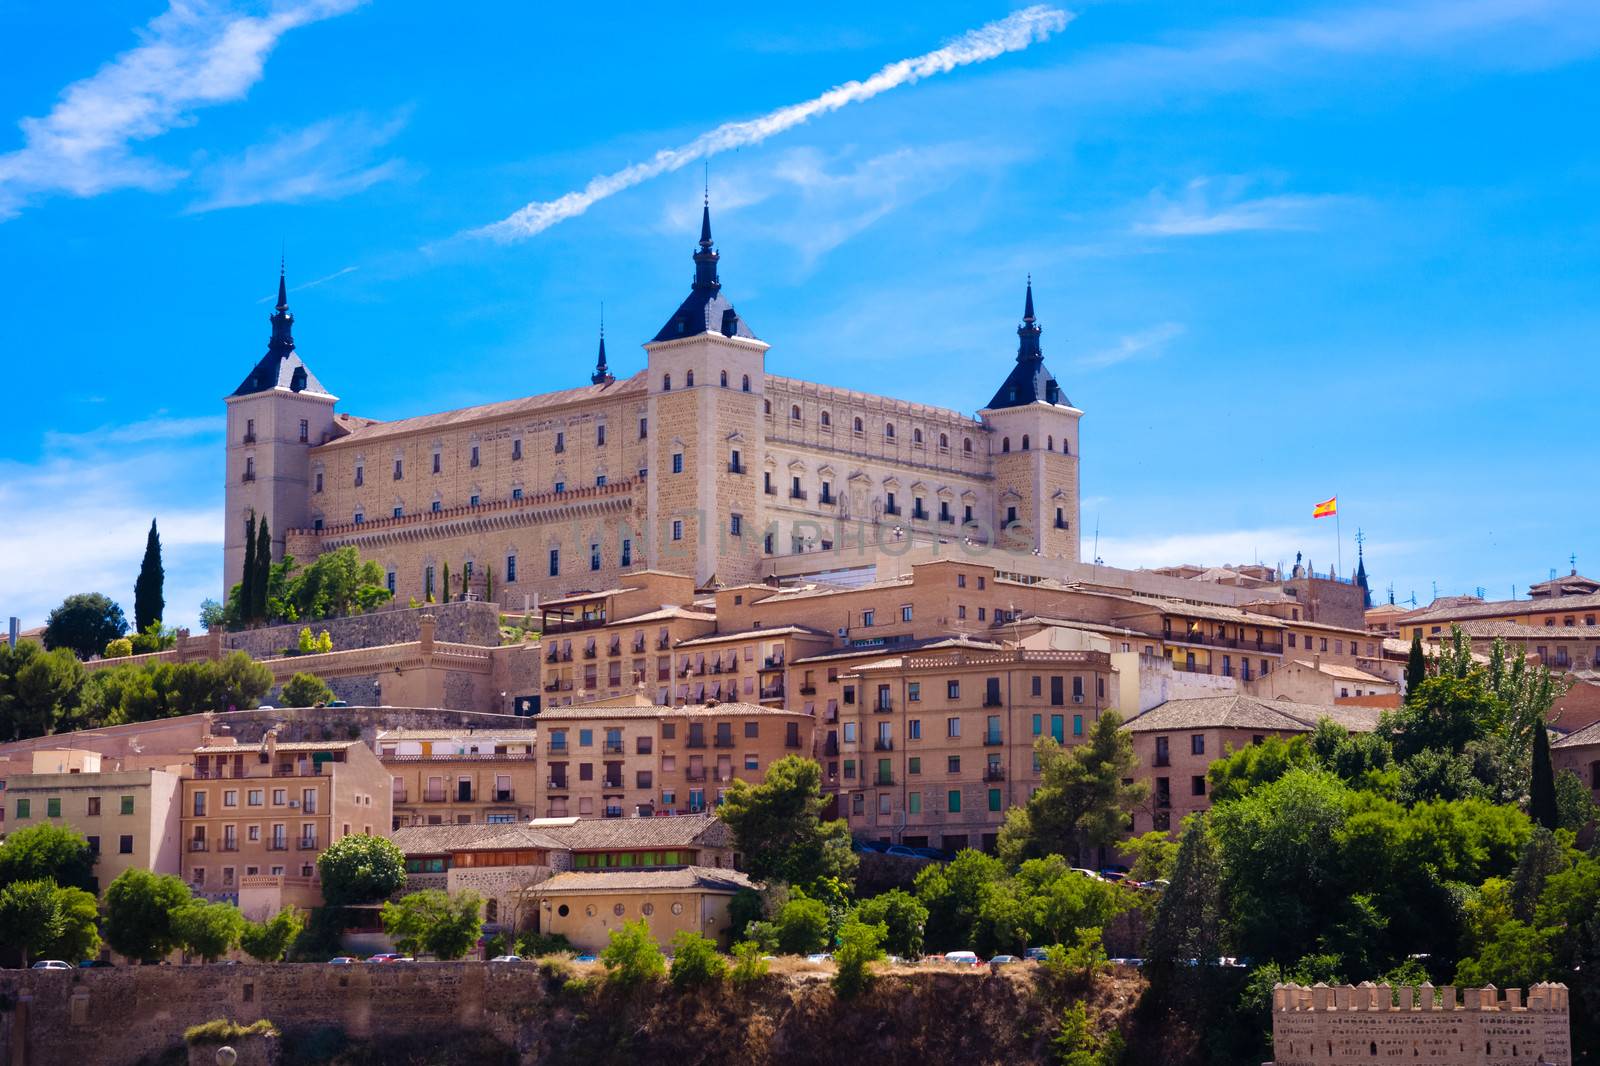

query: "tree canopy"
xmin=43 ymin=593 xmax=127 ymax=661
xmin=317 ymin=834 xmax=407 ymax=906
xmin=134 ymin=519 xmax=164 ymax=634
xmin=226 ymin=546 xmax=393 ymax=630
xmin=718 ymin=754 xmax=857 ymax=887
xmin=996 ymin=710 xmax=1145 ymax=865
xmin=380 ymin=889 xmax=482 ymax=959
xmin=0 ymin=824 xmax=96 ymax=893
xmin=104 ymin=869 xmax=193 ymax=963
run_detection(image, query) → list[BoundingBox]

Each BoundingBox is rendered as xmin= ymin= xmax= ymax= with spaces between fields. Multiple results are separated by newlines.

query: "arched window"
xmin=853 ymin=417 xmax=864 ymax=433
xmin=763 ymin=399 xmax=771 ymax=414
xmin=885 ymin=422 xmax=896 ymax=439
xmin=1062 ymin=439 xmax=1070 ymax=455
xmin=939 ymin=433 xmax=948 ymax=450
xmin=963 ymin=437 xmax=973 ymax=454
xmin=1021 ymin=434 xmax=1030 ymax=451
xmin=1002 ymin=437 xmax=1011 ymax=453
xmin=720 ymin=370 xmax=728 ymax=387
xmin=913 ymin=428 xmax=923 ymax=444
xmin=791 ymin=404 xmax=801 ymax=421
xmin=742 ymin=374 xmax=751 ymax=392
xmin=685 ymin=370 xmax=695 ymax=387
xmin=1047 ymin=435 xmax=1054 ymax=451
xmin=821 ymin=411 xmax=831 ymax=428
xmin=662 ymin=374 xmax=672 ymax=391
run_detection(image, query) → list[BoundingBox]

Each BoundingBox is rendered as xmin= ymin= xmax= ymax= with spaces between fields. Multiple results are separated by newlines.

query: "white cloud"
xmin=1133 ymin=177 xmax=1353 ymax=237
xmin=0 ymin=415 xmax=222 ymax=630
xmin=190 ymin=111 xmax=407 ymax=212
xmin=1095 ymin=526 xmax=1308 ymax=572
xmin=468 ymin=4 xmax=1072 ymax=242
xmin=0 ymin=0 xmax=365 ymax=220
xmin=1078 ymin=322 xmax=1185 ymax=369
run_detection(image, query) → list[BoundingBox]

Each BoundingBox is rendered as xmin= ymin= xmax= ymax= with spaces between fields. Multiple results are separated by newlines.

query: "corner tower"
xmin=979 ymin=280 xmax=1081 ymax=560
xmin=223 ymin=266 xmax=338 ymax=597
xmin=643 ymin=198 xmax=767 ymax=585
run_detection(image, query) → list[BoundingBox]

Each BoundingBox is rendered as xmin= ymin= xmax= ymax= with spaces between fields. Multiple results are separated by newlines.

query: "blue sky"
xmin=2 ymin=0 xmax=1598 ymax=630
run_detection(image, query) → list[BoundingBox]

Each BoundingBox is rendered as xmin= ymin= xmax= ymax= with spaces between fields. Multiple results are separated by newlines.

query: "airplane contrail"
xmin=470 ymin=5 xmax=1072 ymax=242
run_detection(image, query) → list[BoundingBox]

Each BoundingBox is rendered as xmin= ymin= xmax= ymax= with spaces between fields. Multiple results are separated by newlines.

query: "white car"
xmin=31 ymin=960 xmax=73 ymax=970
xmin=1070 ymin=868 xmax=1106 ymax=881
xmin=942 ymin=951 xmax=982 ymax=967
xmin=489 ymin=955 xmax=525 ymax=963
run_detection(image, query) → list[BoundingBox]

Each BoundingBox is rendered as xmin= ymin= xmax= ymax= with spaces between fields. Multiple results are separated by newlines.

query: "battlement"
xmin=1271 ymin=982 xmax=1572 ymax=1065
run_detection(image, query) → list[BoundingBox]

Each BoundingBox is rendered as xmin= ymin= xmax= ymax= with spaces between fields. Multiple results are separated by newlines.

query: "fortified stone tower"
xmin=223 ymin=267 xmax=337 ymax=597
xmin=980 ymin=281 xmax=1081 ymax=561
xmin=643 ymin=199 xmax=768 ymax=586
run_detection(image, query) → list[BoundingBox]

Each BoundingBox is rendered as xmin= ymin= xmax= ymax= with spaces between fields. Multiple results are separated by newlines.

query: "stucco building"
xmin=529 ymin=866 xmax=755 ymax=952
xmin=377 ymin=727 xmax=541 ymax=829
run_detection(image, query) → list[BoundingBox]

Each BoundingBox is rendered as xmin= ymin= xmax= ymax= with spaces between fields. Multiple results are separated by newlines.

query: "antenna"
xmin=1431 ymin=580 xmax=1438 ymax=601
xmin=1092 ymin=515 xmax=1100 ymax=571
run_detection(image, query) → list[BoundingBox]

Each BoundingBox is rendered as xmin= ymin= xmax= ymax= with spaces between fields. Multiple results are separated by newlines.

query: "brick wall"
xmin=223 ymin=601 xmax=502 ymax=658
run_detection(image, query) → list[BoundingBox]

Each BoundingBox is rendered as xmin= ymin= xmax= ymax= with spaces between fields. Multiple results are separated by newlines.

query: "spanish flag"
xmin=1313 ymin=497 xmax=1338 ymax=519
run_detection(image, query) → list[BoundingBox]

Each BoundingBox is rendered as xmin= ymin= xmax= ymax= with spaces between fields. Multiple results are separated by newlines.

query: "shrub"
xmin=103 ymin=637 xmax=134 ymax=659
xmin=1041 ymin=927 xmax=1109 ymax=992
xmin=184 ymin=1019 xmax=280 ymax=1046
xmin=600 ymin=919 xmax=666 ymax=987
xmin=854 ymin=888 xmax=928 ymax=957
xmin=774 ymin=896 xmax=830 ymax=955
xmin=669 ymin=929 xmax=728 ymax=989
xmin=832 ymin=916 xmax=886 ymax=999
xmin=537 ymin=954 xmax=576 ymax=991
xmin=517 ymin=930 xmax=574 ymax=956
xmin=381 ymin=889 xmax=483 ymax=959
xmin=1052 ymin=1002 xmax=1122 ymax=1066
xmin=282 ymin=672 xmax=334 ymax=708
xmin=730 ymin=940 xmax=770 ymax=989
xmin=240 ymin=907 xmax=305 ymax=962
xmin=317 ymin=834 xmax=406 ymax=905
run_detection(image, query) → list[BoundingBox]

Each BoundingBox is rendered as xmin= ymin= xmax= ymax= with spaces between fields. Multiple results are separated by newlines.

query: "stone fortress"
xmin=225 ymin=199 xmax=1081 ymax=605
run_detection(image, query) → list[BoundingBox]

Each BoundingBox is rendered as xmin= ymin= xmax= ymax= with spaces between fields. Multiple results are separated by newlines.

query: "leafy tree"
xmin=600 ymin=918 xmax=666 ymax=986
xmin=1122 ymin=830 xmax=1180 ymax=883
xmin=7 ymin=645 xmax=88 ymax=737
xmin=1146 ymin=817 xmax=1224 ymax=981
xmin=281 ymin=672 xmax=334 ymax=707
xmin=974 ymin=856 xmax=1126 ymax=956
xmin=134 ymin=519 xmax=165 ymax=634
xmin=1405 ymin=630 xmax=1426 ymax=694
xmin=1052 ymin=1000 xmax=1123 ymax=1066
xmin=719 ymin=755 xmax=857 ymax=886
xmin=44 ymin=592 xmax=127 ymax=661
xmin=1040 ymin=926 xmax=1109 ymax=992
xmin=317 ymin=834 xmax=406 ymax=906
xmin=104 ymin=868 xmax=192 ymax=962
xmin=239 ymin=907 xmax=305 ymax=962
xmin=1383 ymin=675 xmax=1499 ymax=760
xmin=1529 ymin=725 xmax=1558 ymax=830
xmin=104 ymin=637 xmax=134 ymax=658
xmin=727 ymin=887 xmax=765 ymax=941
xmin=442 ymin=562 xmax=452 ymax=605
xmin=253 ymin=515 xmax=272 ymax=623
xmin=0 ymin=879 xmax=66 ymax=965
xmin=1205 ymin=735 xmax=1313 ymax=804
xmin=0 ymin=824 xmax=96 ymax=892
xmin=517 ymin=930 xmax=574 ymax=957
xmin=730 ymin=940 xmax=770 ymax=988
xmin=997 ymin=711 xmax=1146 ymax=865
xmin=240 ymin=514 xmax=258 ymax=625
xmin=49 ymin=885 xmax=103 ymax=962
xmin=380 ymin=889 xmax=482 ymax=959
xmin=1454 ymin=918 xmax=1555 ymax=989
xmin=854 ymin=888 xmax=928 ymax=957
xmin=129 ymin=621 xmax=177 ymax=654
xmin=914 ymin=848 xmax=1006 ymax=951
xmin=1509 ymin=827 xmax=1564 ymax=922
xmin=832 ymin=915 xmax=886 ymax=999
xmin=198 ymin=598 xmax=225 ymax=633
xmin=773 ymin=895 xmax=830 ymax=954
xmin=669 ymin=929 xmax=728 ymax=988
xmin=172 ymin=898 xmax=245 ymax=962
xmin=1555 ymin=769 xmax=1599 ymax=832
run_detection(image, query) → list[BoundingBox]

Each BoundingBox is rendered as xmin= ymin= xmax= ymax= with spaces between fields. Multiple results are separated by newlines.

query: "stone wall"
xmin=1270 ymin=981 xmax=1572 ymax=1065
xmin=223 ymin=600 xmax=503 ymax=658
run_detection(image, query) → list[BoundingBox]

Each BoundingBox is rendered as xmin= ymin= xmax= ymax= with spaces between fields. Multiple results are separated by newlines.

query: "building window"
xmin=393 ymin=458 xmax=403 ymax=480
xmin=1191 ymin=734 xmax=1205 ymax=755
xmin=512 ymin=438 xmax=522 ymax=460
xmin=119 ymin=834 xmax=134 ymax=854
xmin=299 ymin=419 xmax=309 ymax=443
xmin=820 ymin=410 xmax=831 ymax=427
xmin=590 ymin=543 xmax=601 ymax=571
xmin=1192 ymin=776 xmax=1207 ymax=796
xmin=908 ymin=719 xmax=921 ymax=739
xmin=672 ymin=452 xmax=684 ymax=474
xmin=908 ymin=792 xmax=922 ymax=814
xmin=432 ymin=453 xmax=442 ymax=473
xmin=354 ymin=464 xmax=364 ymax=486
xmin=506 ymin=554 xmax=517 ymax=583
xmin=853 ymin=416 xmax=864 ymax=434
xmin=621 ymin=538 xmax=632 ymax=566
xmin=947 ymin=680 xmax=960 ymax=700
xmin=672 ymin=520 xmax=684 ymax=541
xmin=720 ymin=370 xmax=728 ymax=387
xmin=862 ymin=609 xmax=875 ymax=627
xmin=947 ymin=790 xmax=962 ymax=814
xmin=595 ymin=475 xmax=606 ymax=488
xmin=947 ymin=716 xmax=961 ymax=738
xmin=470 ymin=445 xmax=480 ymax=467
xmin=392 ymin=506 xmax=403 ymax=519
xmin=791 ymin=404 xmax=801 ymax=421
xmin=685 ymin=370 xmax=695 ymax=386
xmin=548 ymin=549 xmax=560 ymax=577
xmin=901 ymin=605 xmax=913 ymax=623
xmin=597 ymin=424 xmax=607 ymax=446
xmin=662 ymin=374 xmax=671 ymax=391
xmin=885 ymin=422 xmax=895 ymax=439
xmin=386 ymin=570 xmax=396 ymax=595
xmin=908 ymin=682 xmax=921 ymax=702
xmin=512 ymin=487 xmax=523 ymax=500
xmin=742 ymin=374 xmax=751 ymax=391
xmin=730 ymin=513 xmax=743 ymax=536
xmin=988 ymin=788 xmax=1001 ymax=812
xmin=353 ymin=511 xmax=364 ymax=525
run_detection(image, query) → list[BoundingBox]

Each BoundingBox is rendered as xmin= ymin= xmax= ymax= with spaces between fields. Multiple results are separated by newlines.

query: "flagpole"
xmin=1336 ymin=506 xmax=1343 ymax=580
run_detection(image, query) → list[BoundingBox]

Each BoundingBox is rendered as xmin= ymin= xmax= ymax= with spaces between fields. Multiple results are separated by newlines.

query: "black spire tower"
xmin=650 ymin=191 xmax=758 ymax=343
xmin=269 ymin=259 xmax=295 ymax=358
xmin=986 ymin=277 xmax=1068 ymax=410
xmin=231 ymin=259 xmax=327 ymax=397
xmin=592 ymin=307 xmax=613 ymax=385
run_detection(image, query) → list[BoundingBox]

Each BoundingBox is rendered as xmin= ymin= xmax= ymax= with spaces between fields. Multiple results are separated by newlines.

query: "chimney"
xmin=419 ymin=614 xmax=436 ymax=655
xmin=264 ymin=727 xmax=279 ymax=763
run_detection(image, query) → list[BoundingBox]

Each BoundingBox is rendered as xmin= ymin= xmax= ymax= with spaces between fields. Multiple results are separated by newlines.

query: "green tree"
xmin=281 ymin=672 xmax=334 ymax=708
xmin=134 ymin=519 xmax=165 ymax=633
xmin=1122 ymin=830 xmax=1180 ymax=883
xmin=832 ymin=915 xmax=886 ymax=999
xmin=239 ymin=906 xmax=305 ymax=962
xmin=104 ymin=868 xmax=192 ymax=963
xmin=997 ymin=711 xmax=1146 ymax=865
xmin=914 ymin=848 xmax=1006 ymax=952
xmin=1405 ymin=629 xmax=1426 ymax=694
xmin=727 ymin=887 xmax=765 ymax=941
xmin=42 ymin=593 xmax=127 ymax=661
xmin=719 ymin=755 xmax=857 ymax=886
xmin=730 ymin=940 xmax=770 ymax=988
xmin=1206 ymin=735 xmax=1314 ymax=804
xmin=1509 ymin=827 xmax=1564 ymax=922
xmin=49 ymin=885 xmax=103 ymax=962
xmin=600 ymin=918 xmax=666 ymax=986
xmin=1052 ymin=1001 xmax=1123 ymax=1066
xmin=198 ymin=598 xmax=225 ymax=633
xmin=240 ymin=513 xmax=257 ymax=626
xmin=0 ymin=824 xmax=96 ymax=892
xmin=317 ymin=834 xmax=407 ymax=906
xmin=669 ymin=929 xmax=728 ymax=988
xmin=1529 ymin=725 xmax=1558 ymax=830
xmin=104 ymin=637 xmax=134 ymax=658
xmin=1040 ymin=927 xmax=1110 ymax=991
xmin=854 ymin=888 xmax=928 ymax=957
xmin=129 ymin=621 xmax=177 ymax=654
xmin=380 ymin=889 xmax=483 ymax=959
xmin=1454 ymin=919 xmax=1555 ymax=989
xmin=253 ymin=516 xmax=272 ymax=623
xmin=1146 ymin=817 xmax=1224 ymax=979
xmin=442 ymin=562 xmax=451 ymax=605
xmin=773 ymin=895 xmax=830 ymax=954
xmin=0 ymin=879 xmax=66 ymax=966
xmin=172 ymin=898 xmax=245 ymax=962
xmin=1555 ymin=769 xmax=1599 ymax=832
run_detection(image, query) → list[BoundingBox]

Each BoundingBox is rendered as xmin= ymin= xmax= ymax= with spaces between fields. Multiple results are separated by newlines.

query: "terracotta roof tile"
xmin=531 ymin=866 xmax=755 ymax=894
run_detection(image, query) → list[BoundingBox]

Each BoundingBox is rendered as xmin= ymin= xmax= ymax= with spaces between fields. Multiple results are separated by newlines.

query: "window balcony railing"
xmin=602 ymin=778 xmax=623 ymax=790
xmin=786 ymin=736 xmax=803 ymax=749
xmin=493 ymin=790 xmax=514 ymax=802
xmin=1153 ymin=754 xmax=1171 ymax=768
xmin=984 ymin=767 xmax=1006 ymax=782
xmin=874 ymin=738 xmax=894 ymax=751
xmin=547 ymin=779 xmax=568 ymax=791
xmin=982 ymin=696 xmax=1004 ymax=708
xmin=189 ymin=839 xmax=208 ymax=852
xmin=392 ymin=790 xmax=408 ymax=804
xmin=548 ymin=742 xmax=569 ymax=755
xmin=759 ymin=686 xmax=785 ymax=700
xmin=297 ymin=838 xmax=319 ymax=851
xmin=713 ymin=736 xmax=735 ymax=748
xmin=983 ymin=733 xmax=1004 ymax=746
xmin=790 ymin=489 xmax=808 ymax=501
xmin=423 ymin=790 xmax=448 ymax=802
xmin=685 ymin=769 xmax=708 ymax=783
xmin=875 ymin=774 xmax=894 ymax=787
xmin=799 ymin=684 xmax=816 ymax=695
xmin=220 ymin=841 xmax=240 ymax=852
xmin=267 ymin=842 xmax=289 ymax=852
xmin=686 ymin=737 xmax=707 ymax=749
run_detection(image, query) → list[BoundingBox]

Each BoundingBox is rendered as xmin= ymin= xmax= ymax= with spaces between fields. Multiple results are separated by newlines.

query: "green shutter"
xmin=948 ymin=790 xmax=962 ymax=814
xmin=908 ymin=793 xmax=922 ymax=814
xmin=988 ymin=789 xmax=1002 ymax=812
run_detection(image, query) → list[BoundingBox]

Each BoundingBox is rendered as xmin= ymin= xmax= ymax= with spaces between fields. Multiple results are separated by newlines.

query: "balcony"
xmin=713 ymin=736 xmax=735 ymax=749
xmin=761 ymin=655 xmax=785 ymax=670
xmin=608 ymin=642 xmax=622 ymax=656
xmin=219 ymin=841 xmax=240 ymax=852
xmin=632 ymin=639 xmax=646 ymax=653
xmin=241 ymin=471 xmax=256 ymax=483
xmin=819 ymin=492 xmax=835 ymax=505
xmin=1153 ymin=754 xmax=1171 ymax=768
xmin=547 ymin=779 xmax=568 ymax=791
xmin=602 ymin=778 xmax=623 ymax=789
xmin=874 ymin=738 xmax=894 ymax=751
xmin=297 ymin=838 xmax=319 ymax=851
xmin=728 ymin=462 xmax=745 ymax=474
xmin=267 ymin=842 xmax=289 ymax=852
xmin=759 ymin=686 xmax=785 ymax=700
xmin=983 ymin=733 xmax=1004 ymax=746
xmin=583 ymin=647 xmax=597 ymax=659
xmin=685 ymin=769 xmax=708 ymax=783
xmin=763 ymin=484 xmax=777 ymax=496
xmin=883 ymin=504 xmax=901 ymax=517
xmin=789 ymin=489 xmax=808 ymax=501
xmin=786 ymin=736 xmax=803 ymax=749
xmin=875 ymin=774 xmax=894 ymax=787
xmin=984 ymin=766 xmax=1006 ymax=782
xmin=799 ymin=684 xmax=817 ymax=695
xmin=982 ymin=696 xmax=1004 ymax=708
xmin=392 ymin=790 xmax=408 ymax=804
xmin=242 ymin=432 xmax=256 ymax=445
xmin=603 ymin=740 xmax=625 ymax=754
xmin=548 ymin=742 xmax=569 ymax=756
xmin=657 ymin=636 xmax=671 ymax=650
xmin=686 ymin=736 xmax=707 ymax=749
xmin=604 ymin=806 xmax=624 ymax=819
xmin=189 ymin=839 xmax=208 ymax=852
xmin=824 ymin=738 xmax=840 ymax=756
xmin=911 ymin=509 xmax=928 ymax=521
xmin=874 ymin=700 xmax=893 ymax=713
xmin=423 ymin=790 xmax=448 ymax=803
xmin=493 ymin=790 xmax=514 ymax=802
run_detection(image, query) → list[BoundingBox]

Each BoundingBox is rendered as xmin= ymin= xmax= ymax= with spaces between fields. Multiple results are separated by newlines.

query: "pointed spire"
xmin=268 ymin=259 xmax=294 ymax=357
xmin=1023 ymin=274 xmax=1035 ymax=324
xmin=1016 ymin=276 xmax=1042 ymax=363
xmin=591 ymin=304 xmax=613 ymax=385
xmin=693 ymin=189 xmax=720 ymax=291
xmin=276 ymin=256 xmax=288 ymax=312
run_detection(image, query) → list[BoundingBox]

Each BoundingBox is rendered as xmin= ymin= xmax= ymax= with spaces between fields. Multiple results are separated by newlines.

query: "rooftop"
xmin=1285 ymin=659 xmax=1394 ymax=684
xmin=1401 ymin=590 xmax=1600 ymax=625
xmin=531 ymin=865 xmax=755 ymax=894
xmin=536 ymin=812 xmax=733 ymax=852
xmin=534 ymin=701 xmax=805 ymax=721
xmin=390 ymin=823 xmax=566 ymax=854
xmin=376 ymin=729 xmax=541 ymax=742
xmin=192 ymin=740 xmax=364 ymax=755
xmin=1124 ymin=694 xmax=1381 ymax=734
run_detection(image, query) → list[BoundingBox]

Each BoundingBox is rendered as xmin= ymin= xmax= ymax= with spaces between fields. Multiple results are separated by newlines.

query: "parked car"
xmin=365 ymin=953 xmax=406 ymax=963
xmin=852 ymin=840 xmax=888 ymax=854
xmin=78 ymin=959 xmax=115 ymax=968
xmin=942 ymin=951 xmax=982 ymax=967
xmin=326 ymin=699 xmax=349 ymax=708
xmin=883 ymin=845 xmax=921 ymax=858
xmin=31 ymin=960 xmax=73 ymax=970
xmin=328 ymin=957 xmax=358 ymax=965
xmin=574 ymin=953 xmax=598 ymax=963
xmin=1023 ymin=947 xmax=1050 ymax=962
xmin=804 ymin=953 xmax=833 ymax=964
xmin=489 ymin=955 xmax=525 ymax=963
xmin=1070 ymin=868 xmax=1106 ymax=881
xmin=1137 ymin=879 xmax=1170 ymax=891
xmin=1109 ymin=958 xmax=1146 ymax=969
xmin=988 ymin=955 xmax=1021 ymax=972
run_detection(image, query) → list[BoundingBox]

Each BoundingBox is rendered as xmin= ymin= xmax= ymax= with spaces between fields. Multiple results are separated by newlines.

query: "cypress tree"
xmin=241 ymin=514 xmax=258 ymax=623
xmin=253 ymin=515 xmax=272 ymax=623
xmin=134 ymin=519 xmax=165 ymax=633
xmin=442 ymin=562 xmax=451 ymax=604
xmin=1530 ymin=724 xmax=1558 ymax=831
xmin=1405 ymin=630 xmax=1426 ymax=698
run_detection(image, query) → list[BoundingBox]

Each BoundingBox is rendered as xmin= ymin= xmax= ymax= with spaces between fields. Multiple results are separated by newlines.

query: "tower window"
xmin=590 ymin=543 xmax=601 ymax=571
xmin=393 ymin=459 xmax=403 ymax=480
xmin=596 ymin=424 xmax=606 ymax=446
xmin=672 ymin=453 xmax=684 ymax=474
xmin=392 ymin=506 xmax=402 ymax=518
xmin=354 ymin=511 xmax=364 ymax=525
xmin=662 ymin=374 xmax=672 ymax=391
xmin=885 ymin=422 xmax=895 ymax=439
xmin=432 ymin=453 xmax=441 ymax=474
xmin=1001 ymin=438 xmax=1010 ymax=453
xmin=554 ymin=432 xmax=565 ymax=454
xmin=853 ymin=417 xmax=864 ymax=434
xmin=244 ymin=457 xmax=255 ymax=482
xmin=639 ymin=417 xmax=648 ymax=439
xmin=939 ymin=433 xmax=948 ymax=451
xmin=244 ymin=418 xmax=255 ymax=442
xmin=621 ymin=538 xmax=632 ymax=566
xmin=791 ymin=404 xmax=801 ymax=421
xmin=913 ymin=428 xmax=923 ymax=445
xmin=720 ymin=370 xmax=728 ymax=387
xmin=470 ymin=446 xmax=480 ymax=468
xmin=672 ymin=520 xmax=684 ymax=541
xmin=548 ymin=549 xmax=560 ymax=576
xmin=512 ymin=439 xmax=522 ymax=460
xmin=685 ymin=370 xmax=695 ymax=387
xmin=505 ymin=555 xmax=517 ymax=583
xmin=742 ymin=374 xmax=751 ymax=392
xmin=1006 ymin=506 xmax=1018 ymax=526
xmin=1055 ymin=508 xmax=1066 ymax=530
xmin=1021 ymin=434 xmax=1030 ymax=450
xmin=963 ymin=438 xmax=973 ymax=454
xmin=730 ymin=513 xmax=743 ymax=536
xmin=820 ymin=411 xmax=831 ymax=428
xmin=1047 ymin=435 xmax=1053 ymax=451
xmin=299 ymin=419 xmax=308 ymax=443
xmin=354 ymin=465 xmax=364 ymax=486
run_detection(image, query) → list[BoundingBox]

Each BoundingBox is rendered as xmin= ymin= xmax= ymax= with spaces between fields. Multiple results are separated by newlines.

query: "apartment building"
xmin=1 ymin=750 xmax=182 ymax=891
xmin=377 ymin=728 xmax=540 ymax=829
xmin=180 ymin=732 xmax=392 ymax=913
xmin=534 ymin=702 xmax=813 ymax=819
